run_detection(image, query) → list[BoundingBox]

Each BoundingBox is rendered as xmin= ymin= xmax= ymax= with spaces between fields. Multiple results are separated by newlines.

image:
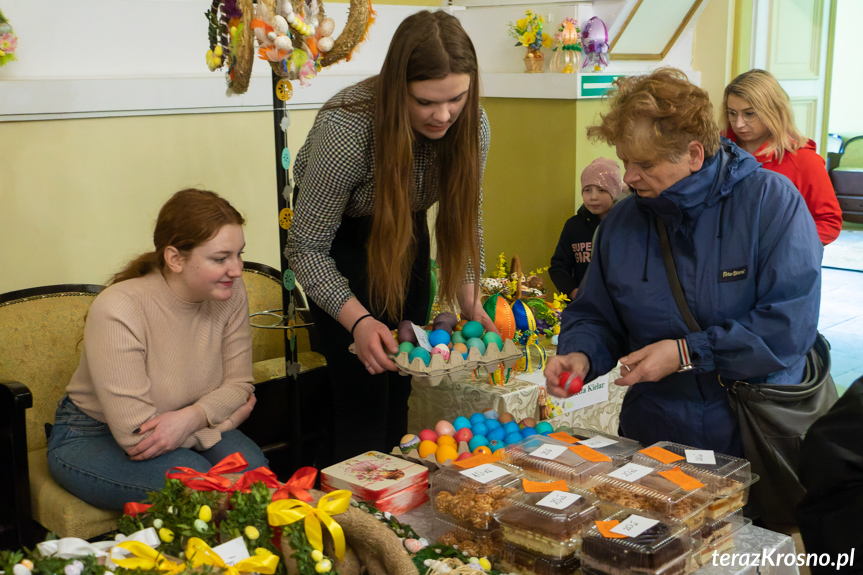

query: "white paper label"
xmin=411 ymin=324 xmax=434 ymax=352
xmin=460 ymin=463 xmax=510 ymax=484
xmin=531 ymin=444 xmax=569 ymax=460
xmin=685 ymin=449 xmax=717 ymax=465
xmin=212 ymin=536 xmax=251 ymax=567
xmin=520 ymin=369 xmax=611 ymax=414
xmin=579 ymin=436 xmax=618 ymax=449
xmin=610 ymin=515 xmax=660 ymax=538
xmin=536 ymin=490 xmax=582 ymax=510
xmin=608 ymin=463 xmax=654 ymax=483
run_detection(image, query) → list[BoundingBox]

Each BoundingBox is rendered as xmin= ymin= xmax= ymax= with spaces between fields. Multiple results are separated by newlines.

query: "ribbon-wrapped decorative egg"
xmin=511 ymin=299 xmax=537 ymax=332
xmin=482 ymin=293 xmax=516 ymax=340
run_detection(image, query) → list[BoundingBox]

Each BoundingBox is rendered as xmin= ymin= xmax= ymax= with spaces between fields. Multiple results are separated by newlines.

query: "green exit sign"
xmin=580 ymin=74 xmax=624 ymax=98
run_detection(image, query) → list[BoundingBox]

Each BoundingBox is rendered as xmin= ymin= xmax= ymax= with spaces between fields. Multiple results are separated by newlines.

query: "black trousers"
xmin=310 ymin=212 xmax=431 ymax=466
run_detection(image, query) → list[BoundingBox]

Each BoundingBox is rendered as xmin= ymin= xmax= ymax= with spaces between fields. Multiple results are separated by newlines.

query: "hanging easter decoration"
xmin=511 ymin=299 xmax=537 ymax=333
xmin=204 ymin=0 xmax=374 ymax=94
xmin=580 ymin=16 xmax=609 ymax=72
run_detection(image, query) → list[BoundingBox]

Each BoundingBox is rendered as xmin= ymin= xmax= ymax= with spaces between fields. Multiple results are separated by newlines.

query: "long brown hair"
xmin=110 ymin=189 xmax=245 ymax=285
xmin=723 ymin=69 xmax=805 ymax=163
xmin=368 ymin=10 xmax=482 ymax=321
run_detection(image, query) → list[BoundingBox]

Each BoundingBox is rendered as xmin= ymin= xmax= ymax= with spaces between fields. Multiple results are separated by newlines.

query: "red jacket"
xmin=724 ymin=133 xmax=843 ymax=245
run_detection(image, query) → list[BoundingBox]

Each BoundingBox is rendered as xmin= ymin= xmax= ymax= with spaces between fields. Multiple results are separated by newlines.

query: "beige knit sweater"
xmin=67 ymin=271 xmax=254 ymax=451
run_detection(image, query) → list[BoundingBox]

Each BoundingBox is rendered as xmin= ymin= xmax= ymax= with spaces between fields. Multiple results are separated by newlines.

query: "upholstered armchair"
xmin=0 ymin=285 xmax=121 ymax=548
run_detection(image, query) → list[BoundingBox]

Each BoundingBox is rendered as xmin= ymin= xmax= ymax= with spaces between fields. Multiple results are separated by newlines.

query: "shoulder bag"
xmin=656 ymin=217 xmax=838 ymax=527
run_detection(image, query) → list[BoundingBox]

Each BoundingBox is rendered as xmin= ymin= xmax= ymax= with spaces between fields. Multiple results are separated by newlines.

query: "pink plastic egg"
xmin=418 ymin=428 xmax=438 ymax=443
xmin=435 ymin=419 xmax=456 ymax=437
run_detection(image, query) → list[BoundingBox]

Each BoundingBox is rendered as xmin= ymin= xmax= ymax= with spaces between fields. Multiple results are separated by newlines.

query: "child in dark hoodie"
xmin=549 ymin=157 xmax=624 ymax=299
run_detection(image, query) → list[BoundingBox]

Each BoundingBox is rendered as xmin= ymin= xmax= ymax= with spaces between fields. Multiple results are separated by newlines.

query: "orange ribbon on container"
xmin=185 ymin=537 xmax=280 ymax=575
xmin=272 ymin=466 xmax=318 ymax=502
xmin=123 ymin=502 xmax=152 ymax=516
xmin=166 ymin=452 xmax=249 ymax=491
xmin=231 ymin=466 xmax=281 ymax=493
xmin=267 ymin=490 xmax=351 ymax=560
xmin=112 ymin=541 xmax=185 ymax=574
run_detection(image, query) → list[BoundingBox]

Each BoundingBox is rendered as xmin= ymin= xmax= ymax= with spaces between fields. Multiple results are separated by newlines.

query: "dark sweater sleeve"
xmin=549 ymin=217 xmax=579 ymax=295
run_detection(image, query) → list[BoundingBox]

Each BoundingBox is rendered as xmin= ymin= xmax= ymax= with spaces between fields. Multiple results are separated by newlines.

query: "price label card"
xmin=531 ymin=444 xmax=569 ymax=461
xmin=411 ymin=324 xmax=434 ymax=352
xmin=212 ymin=536 xmax=251 ymax=566
xmin=579 ymin=436 xmax=618 ymax=449
xmin=610 ymin=515 xmax=660 ymax=538
xmin=608 ymin=463 xmax=653 ymax=483
xmin=685 ymin=450 xmax=717 ymax=465
xmin=460 ymin=463 xmax=510 ymax=484
xmin=537 ymin=490 xmax=582 ymax=511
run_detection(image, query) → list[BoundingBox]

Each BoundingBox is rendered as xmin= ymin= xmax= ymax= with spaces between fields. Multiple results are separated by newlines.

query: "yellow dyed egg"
xmin=418 ymin=440 xmax=438 ymax=458
xmin=436 ymin=444 xmax=459 ymax=464
xmin=437 ymin=435 xmax=456 ymax=447
xmin=473 ymin=445 xmax=492 ymax=455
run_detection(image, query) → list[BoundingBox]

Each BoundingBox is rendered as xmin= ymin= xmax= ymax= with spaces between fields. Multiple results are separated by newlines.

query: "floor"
xmin=820 ymin=226 xmax=863 ymax=394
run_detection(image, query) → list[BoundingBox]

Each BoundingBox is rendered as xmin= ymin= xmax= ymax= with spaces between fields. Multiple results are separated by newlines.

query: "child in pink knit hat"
xmin=549 ymin=157 xmax=625 ymax=299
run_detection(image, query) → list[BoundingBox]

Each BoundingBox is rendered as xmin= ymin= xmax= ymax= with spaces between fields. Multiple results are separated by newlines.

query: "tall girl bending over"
xmin=285 ymin=10 xmax=496 ymax=463
xmin=47 ymin=189 xmax=267 ymax=510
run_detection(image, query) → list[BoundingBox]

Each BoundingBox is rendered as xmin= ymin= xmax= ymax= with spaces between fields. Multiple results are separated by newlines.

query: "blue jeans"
xmin=47 ymin=396 xmax=268 ymax=510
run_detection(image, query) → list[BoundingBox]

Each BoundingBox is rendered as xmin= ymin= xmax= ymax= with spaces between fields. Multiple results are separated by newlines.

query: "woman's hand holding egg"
xmin=354 ymin=318 xmax=399 ymax=374
xmin=544 ymin=352 xmax=589 ymax=398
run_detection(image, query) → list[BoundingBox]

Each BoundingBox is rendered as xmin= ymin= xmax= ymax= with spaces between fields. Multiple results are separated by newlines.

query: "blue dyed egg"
xmin=469 ymin=412 xmax=487 ymax=426
xmin=462 ymin=321 xmax=484 ymax=340
xmin=535 ymin=421 xmax=554 ymax=434
xmin=487 ymin=427 xmax=506 ymax=442
xmin=503 ymin=421 xmax=521 ymax=436
xmin=504 ymin=432 xmax=524 ymax=446
xmin=472 ymin=422 xmax=489 ymax=437
xmin=466 ymin=338 xmax=487 ymax=355
xmin=408 ymin=347 xmax=431 ymax=366
xmin=468 ymin=435 xmax=490 ymax=452
xmin=485 ymin=419 xmax=502 ymax=431
xmin=489 ymin=439 xmax=503 ymax=451
xmin=429 ymin=329 xmax=451 ymax=348
xmin=453 ymin=416 xmax=472 ymax=431
xmin=520 ymin=427 xmax=538 ymax=438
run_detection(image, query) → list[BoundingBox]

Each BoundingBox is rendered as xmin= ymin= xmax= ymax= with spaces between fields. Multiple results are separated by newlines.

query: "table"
xmin=398 ymin=501 xmax=799 ymax=575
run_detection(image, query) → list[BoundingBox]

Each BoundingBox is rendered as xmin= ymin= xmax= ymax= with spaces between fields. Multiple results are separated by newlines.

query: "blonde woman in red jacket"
xmin=723 ymin=69 xmax=842 ymax=245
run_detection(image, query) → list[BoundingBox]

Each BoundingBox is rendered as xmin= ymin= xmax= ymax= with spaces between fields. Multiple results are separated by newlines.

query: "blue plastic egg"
xmin=469 ymin=412 xmax=487 ymax=426
xmin=487 ymin=427 xmax=506 ymax=442
xmin=504 ymin=432 xmax=524 ymax=446
xmin=408 ymin=347 xmax=431 ymax=366
xmin=520 ymin=427 xmax=538 ymax=438
xmin=485 ymin=419 xmax=502 ymax=431
xmin=472 ymin=422 xmax=489 ymax=437
xmin=503 ymin=421 xmax=521 ymax=436
xmin=462 ymin=320 xmax=484 ymax=340
xmin=453 ymin=416 xmax=472 ymax=432
xmin=429 ymin=329 xmax=451 ymax=348
xmin=535 ymin=421 xmax=554 ymax=434
xmin=468 ymin=435 xmax=490 ymax=452
xmin=466 ymin=338 xmax=487 ymax=355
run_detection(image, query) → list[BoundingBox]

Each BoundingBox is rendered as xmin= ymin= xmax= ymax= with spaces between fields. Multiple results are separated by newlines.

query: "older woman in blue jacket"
xmin=545 ymin=68 xmax=821 ymax=457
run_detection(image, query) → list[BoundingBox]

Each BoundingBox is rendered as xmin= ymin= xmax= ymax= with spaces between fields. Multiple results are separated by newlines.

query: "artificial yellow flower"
xmin=522 ymin=32 xmax=536 ymax=46
xmin=542 ymin=34 xmax=553 ymax=48
xmin=517 ymin=18 xmax=528 ymax=30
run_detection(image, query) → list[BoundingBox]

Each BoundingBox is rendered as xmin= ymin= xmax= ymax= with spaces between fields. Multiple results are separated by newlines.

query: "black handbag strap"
xmin=656 ymin=217 xmax=702 ymax=333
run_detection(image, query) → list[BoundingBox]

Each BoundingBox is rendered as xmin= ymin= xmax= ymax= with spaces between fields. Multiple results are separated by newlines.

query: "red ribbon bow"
xmin=124 ymin=502 xmax=153 ymax=516
xmin=272 ymin=466 xmax=318 ymax=502
xmin=231 ymin=467 xmax=281 ymax=493
xmin=166 ymin=452 xmax=249 ymax=491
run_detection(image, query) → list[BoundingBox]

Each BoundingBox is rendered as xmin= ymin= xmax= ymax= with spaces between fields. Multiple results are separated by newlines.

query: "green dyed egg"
xmin=465 ymin=337 xmax=487 ymax=355
xmin=462 ymin=320 xmax=484 ymax=340
xmin=451 ymin=331 xmax=466 ymax=345
xmin=398 ymin=341 xmax=415 ymax=354
xmin=482 ymin=332 xmax=503 ymax=351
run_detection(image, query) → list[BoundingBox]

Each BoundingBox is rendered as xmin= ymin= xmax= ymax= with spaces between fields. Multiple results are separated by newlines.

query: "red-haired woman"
xmin=286 ymin=10 xmax=496 ymax=462
xmin=47 ymin=189 xmax=267 ymax=510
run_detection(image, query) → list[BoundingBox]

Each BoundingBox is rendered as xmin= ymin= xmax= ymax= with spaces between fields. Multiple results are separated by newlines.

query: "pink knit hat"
xmin=580 ymin=157 xmax=624 ymax=199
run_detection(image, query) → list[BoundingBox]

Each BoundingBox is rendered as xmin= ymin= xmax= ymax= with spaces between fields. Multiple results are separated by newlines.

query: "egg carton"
xmin=394 ymin=339 xmax=524 ymax=386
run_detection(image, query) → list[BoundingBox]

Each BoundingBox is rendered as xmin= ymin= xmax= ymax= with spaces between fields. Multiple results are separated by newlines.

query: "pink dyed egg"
xmin=454 ymin=427 xmax=473 ymax=444
xmin=456 ymin=452 xmax=473 ymax=461
xmin=432 ymin=343 xmax=451 ymax=361
xmin=435 ymin=419 xmax=456 ymax=437
xmin=418 ymin=428 xmax=438 ymax=443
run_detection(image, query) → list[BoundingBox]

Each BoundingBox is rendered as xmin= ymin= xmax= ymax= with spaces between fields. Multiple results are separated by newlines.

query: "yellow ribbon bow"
xmin=185 ymin=537 xmax=280 ymax=575
xmin=113 ymin=541 xmax=185 ymax=574
xmin=267 ymin=489 xmax=351 ymax=560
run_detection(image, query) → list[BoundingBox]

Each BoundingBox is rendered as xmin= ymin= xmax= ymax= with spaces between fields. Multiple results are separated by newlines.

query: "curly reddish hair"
xmin=587 ymin=68 xmax=720 ymax=162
